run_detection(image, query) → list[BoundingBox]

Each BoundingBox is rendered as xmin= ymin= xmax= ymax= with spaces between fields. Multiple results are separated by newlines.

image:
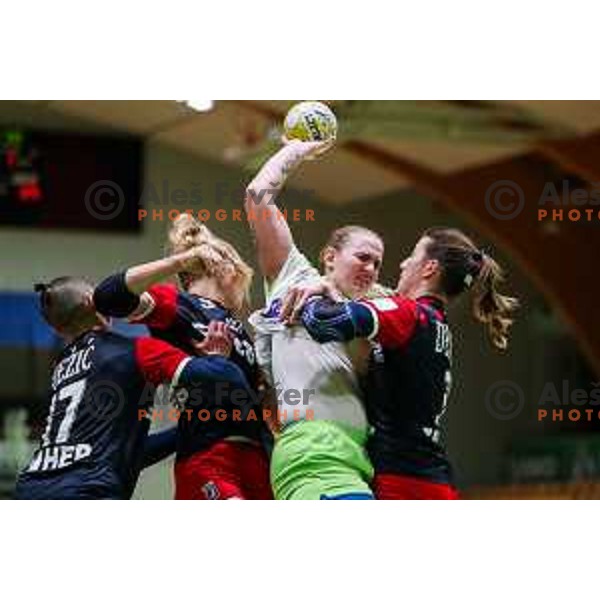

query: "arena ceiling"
xmin=2 ymin=100 xmax=600 ymax=203
xmin=3 ymin=100 xmax=600 ymax=372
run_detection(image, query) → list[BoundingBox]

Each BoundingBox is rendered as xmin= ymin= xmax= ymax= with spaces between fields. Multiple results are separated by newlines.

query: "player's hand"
xmin=281 ymin=136 xmax=335 ymax=161
xmin=280 ymin=279 xmax=343 ymax=325
xmin=192 ymin=321 xmax=233 ymax=357
xmin=246 ymin=136 xmax=335 ymax=201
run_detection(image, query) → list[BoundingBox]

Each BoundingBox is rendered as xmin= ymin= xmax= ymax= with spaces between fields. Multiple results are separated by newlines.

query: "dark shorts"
xmin=14 ymin=479 xmax=120 ymax=500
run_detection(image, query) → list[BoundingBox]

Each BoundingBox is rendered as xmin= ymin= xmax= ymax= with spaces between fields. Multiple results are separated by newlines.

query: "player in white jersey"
xmin=245 ymin=139 xmax=384 ymax=499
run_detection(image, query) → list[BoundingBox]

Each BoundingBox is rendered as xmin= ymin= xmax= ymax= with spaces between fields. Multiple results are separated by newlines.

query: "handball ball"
xmin=284 ymin=101 xmax=337 ymax=143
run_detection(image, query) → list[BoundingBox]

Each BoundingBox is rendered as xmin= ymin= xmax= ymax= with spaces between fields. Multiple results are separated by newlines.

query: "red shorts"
xmin=374 ymin=473 xmax=459 ymax=500
xmin=174 ymin=439 xmax=273 ymax=500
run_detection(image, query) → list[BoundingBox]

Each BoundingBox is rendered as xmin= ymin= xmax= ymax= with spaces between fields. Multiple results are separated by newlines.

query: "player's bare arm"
xmin=93 ymin=248 xmax=211 ymax=320
xmin=244 ymin=138 xmax=333 ymax=280
xmin=124 ymin=248 xmax=211 ymax=295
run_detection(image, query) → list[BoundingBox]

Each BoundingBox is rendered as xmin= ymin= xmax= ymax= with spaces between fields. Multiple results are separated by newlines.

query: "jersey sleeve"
xmin=178 ymin=356 xmax=248 ymax=389
xmin=129 ymin=284 xmax=179 ymax=330
xmin=94 ymin=275 xmax=179 ymax=330
xmin=301 ymin=298 xmax=377 ymax=343
xmin=264 ymin=245 xmax=321 ymax=304
xmin=135 ymin=338 xmax=248 ymax=391
xmin=359 ymin=295 xmax=419 ymax=349
xmin=134 ymin=337 xmax=191 ymax=386
xmin=93 ymin=271 xmax=142 ymax=318
xmin=141 ymin=427 xmax=177 ymax=469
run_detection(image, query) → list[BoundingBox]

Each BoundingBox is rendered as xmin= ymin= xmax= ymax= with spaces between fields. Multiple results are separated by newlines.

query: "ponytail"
xmin=471 ymin=253 xmax=519 ymax=352
xmin=167 ymin=214 xmax=225 ymax=280
xmin=166 ymin=214 xmax=253 ymax=309
xmin=424 ymin=227 xmax=518 ymax=352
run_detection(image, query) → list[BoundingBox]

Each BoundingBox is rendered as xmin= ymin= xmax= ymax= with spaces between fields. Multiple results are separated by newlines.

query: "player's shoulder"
xmin=362 ymin=294 xmax=417 ymax=313
xmin=266 ymin=245 xmax=320 ymax=302
xmin=147 ymin=282 xmax=179 ymax=298
xmin=140 ymin=283 xmax=181 ymax=313
xmin=80 ymin=329 xmax=138 ymax=370
xmin=93 ymin=328 xmax=137 ymax=351
xmin=183 ymin=292 xmax=230 ymax=321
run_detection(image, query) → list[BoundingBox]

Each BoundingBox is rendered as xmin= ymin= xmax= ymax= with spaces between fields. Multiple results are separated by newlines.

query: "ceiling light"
xmin=178 ymin=100 xmax=214 ymax=112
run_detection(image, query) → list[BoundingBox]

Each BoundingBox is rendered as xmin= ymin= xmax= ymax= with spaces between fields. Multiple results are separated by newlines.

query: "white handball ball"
xmin=283 ymin=101 xmax=337 ymax=143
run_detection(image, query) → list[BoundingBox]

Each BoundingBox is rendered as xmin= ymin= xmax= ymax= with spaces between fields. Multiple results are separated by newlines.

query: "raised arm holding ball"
xmin=245 ymin=102 xmax=385 ymax=500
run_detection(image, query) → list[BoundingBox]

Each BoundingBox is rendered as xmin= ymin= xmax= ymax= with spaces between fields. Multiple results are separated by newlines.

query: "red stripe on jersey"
xmin=134 ymin=337 xmax=189 ymax=386
xmin=139 ymin=284 xmax=179 ymax=329
xmin=361 ymin=295 xmax=418 ymax=349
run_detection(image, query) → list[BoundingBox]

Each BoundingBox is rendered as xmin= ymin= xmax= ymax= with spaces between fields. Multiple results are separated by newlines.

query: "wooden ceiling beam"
xmin=346 ymin=139 xmax=600 ymax=374
xmin=535 ymin=131 xmax=600 ymax=184
xmin=235 ymin=101 xmax=600 ymax=372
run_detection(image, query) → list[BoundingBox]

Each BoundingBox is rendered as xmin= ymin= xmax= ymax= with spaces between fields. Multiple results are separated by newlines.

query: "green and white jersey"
xmin=248 ymin=246 xmax=368 ymax=432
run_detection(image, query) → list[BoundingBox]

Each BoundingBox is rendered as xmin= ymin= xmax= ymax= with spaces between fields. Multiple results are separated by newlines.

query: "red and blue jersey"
xmin=130 ymin=284 xmax=258 ymax=383
xmin=94 ymin=276 xmax=268 ymax=459
xmin=15 ymin=330 xmax=190 ymax=499
xmin=360 ymin=295 xmax=452 ymax=483
xmin=302 ymin=294 xmax=453 ymax=484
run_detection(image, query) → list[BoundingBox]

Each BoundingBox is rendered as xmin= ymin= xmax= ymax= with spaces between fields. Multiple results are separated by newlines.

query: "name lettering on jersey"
xmin=27 ymin=443 xmax=92 ymax=473
xmin=192 ymin=298 xmax=245 ymax=332
xmin=224 ymin=316 xmax=243 ymax=335
xmin=372 ymin=343 xmax=385 ymax=364
xmin=233 ymin=337 xmax=255 ymax=365
xmin=434 ymin=321 xmax=452 ymax=358
xmin=191 ymin=321 xmax=255 ymax=365
xmin=192 ymin=319 xmax=244 ymax=336
xmin=195 ymin=297 xmax=217 ymax=310
xmin=51 ymin=341 xmax=95 ymax=390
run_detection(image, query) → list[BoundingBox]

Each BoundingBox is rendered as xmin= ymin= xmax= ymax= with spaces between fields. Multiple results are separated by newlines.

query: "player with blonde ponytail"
xmin=166 ymin=214 xmax=253 ymax=313
xmin=93 ymin=214 xmax=273 ymax=500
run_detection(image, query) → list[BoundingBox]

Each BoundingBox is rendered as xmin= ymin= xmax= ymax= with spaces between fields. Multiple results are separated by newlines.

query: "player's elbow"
xmin=301 ymin=300 xmax=354 ymax=343
xmin=217 ymin=358 xmax=248 ymax=389
xmin=187 ymin=356 xmax=248 ymax=389
xmin=93 ymin=273 xmax=140 ymax=318
xmin=92 ymin=280 xmax=114 ymax=315
xmin=301 ymin=312 xmax=335 ymax=343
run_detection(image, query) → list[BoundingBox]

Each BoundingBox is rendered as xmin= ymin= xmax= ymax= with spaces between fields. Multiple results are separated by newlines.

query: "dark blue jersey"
xmin=360 ymin=295 xmax=452 ymax=483
xmin=94 ymin=277 xmax=269 ymax=459
xmin=302 ymin=295 xmax=453 ymax=484
xmin=16 ymin=330 xmax=193 ymax=499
